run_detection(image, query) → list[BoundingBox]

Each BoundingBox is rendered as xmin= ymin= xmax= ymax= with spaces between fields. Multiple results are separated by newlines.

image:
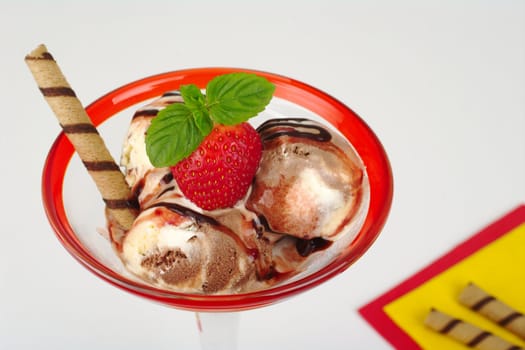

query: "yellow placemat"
xmin=360 ymin=205 xmax=525 ymax=349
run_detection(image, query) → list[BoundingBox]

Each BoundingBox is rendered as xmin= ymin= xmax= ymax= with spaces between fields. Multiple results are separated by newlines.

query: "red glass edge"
xmin=41 ymin=68 xmax=393 ymax=311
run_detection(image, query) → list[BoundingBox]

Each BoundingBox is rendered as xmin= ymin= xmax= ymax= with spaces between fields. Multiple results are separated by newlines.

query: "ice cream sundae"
xmin=111 ymin=80 xmax=369 ymax=294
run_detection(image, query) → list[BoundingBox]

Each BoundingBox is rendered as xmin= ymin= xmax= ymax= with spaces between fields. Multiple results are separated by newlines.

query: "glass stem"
xmin=195 ymin=312 xmax=240 ymax=350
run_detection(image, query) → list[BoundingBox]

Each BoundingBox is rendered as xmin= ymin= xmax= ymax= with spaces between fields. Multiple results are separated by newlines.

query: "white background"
xmin=1 ymin=1 xmax=524 ymax=349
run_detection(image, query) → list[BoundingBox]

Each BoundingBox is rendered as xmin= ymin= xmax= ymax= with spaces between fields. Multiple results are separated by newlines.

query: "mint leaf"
xmin=145 ymin=103 xmax=205 ymax=167
xmin=180 ymin=84 xmax=205 ymax=110
xmin=192 ymin=108 xmax=213 ymax=136
xmin=180 ymin=84 xmax=213 ymax=135
xmin=206 ymin=72 xmax=275 ymax=125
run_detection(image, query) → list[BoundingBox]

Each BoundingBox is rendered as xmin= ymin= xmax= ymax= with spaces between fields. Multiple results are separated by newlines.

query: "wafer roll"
xmin=25 ymin=44 xmax=138 ymax=230
xmin=459 ymin=283 xmax=525 ymax=340
xmin=424 ymin=309 xmax=522 ymax=350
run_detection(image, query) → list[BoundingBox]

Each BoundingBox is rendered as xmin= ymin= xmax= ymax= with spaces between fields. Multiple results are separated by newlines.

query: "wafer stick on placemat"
xmin=425 ymin=308 xmax=522 ymax=350
xmin=25 ymin=44 xmax=138 ymax=231
xmin=459 ymin=283 xmax=525 ymax=340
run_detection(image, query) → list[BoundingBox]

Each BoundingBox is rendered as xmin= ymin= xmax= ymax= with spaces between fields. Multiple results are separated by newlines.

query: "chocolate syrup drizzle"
xmin=161 ymin=172 xmax=174 ymax=184
xmin=145 ymin=202 xmax=255 ymax=260
xmin=296 ymin=238 xmax=333 ymax=257
xmin=148 ymin=202 xmax=220 ymax=226
xmin=156 ymin=186 xmax=176 ymax=199
xmin=256 ymin=214 xmax=332 ymax=257
xmin=132 ymin=178 xmax=145 ymax=200
xmin=132 ymin=92 xmax=183 ymax=119
xmin=132 ymin=109 xmax=159 ymax=119
xmin=162 ymin=91 xmax=182 ymax=97
xmin=257 ymin=118 xmax=332 ymax=142
xmin=131 ymin=171 xmax=174 ymax=201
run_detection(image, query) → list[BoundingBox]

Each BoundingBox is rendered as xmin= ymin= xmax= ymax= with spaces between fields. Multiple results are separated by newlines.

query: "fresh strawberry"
xmin=146 ymin=73 xmax=274 ymax=209
xmin=170 ymin=122 xmax=262 ymax=210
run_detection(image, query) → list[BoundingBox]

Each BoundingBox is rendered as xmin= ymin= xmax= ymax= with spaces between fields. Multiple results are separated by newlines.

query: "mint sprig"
xmin=145 ymin=72 xmax=275 ymax=168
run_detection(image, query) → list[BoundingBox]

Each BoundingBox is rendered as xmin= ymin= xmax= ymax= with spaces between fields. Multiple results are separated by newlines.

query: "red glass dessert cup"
xmin=42 ymin=68 xmax=393 ymax=312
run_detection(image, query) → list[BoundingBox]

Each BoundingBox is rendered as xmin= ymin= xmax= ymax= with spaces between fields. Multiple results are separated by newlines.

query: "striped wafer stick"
xmin=424 ymin=309 xmax=522 ymax=350
xmin=25 ymin=44 xmax=138 ymax=231
xmin=459 ymin=283 xmax=525 ymax=340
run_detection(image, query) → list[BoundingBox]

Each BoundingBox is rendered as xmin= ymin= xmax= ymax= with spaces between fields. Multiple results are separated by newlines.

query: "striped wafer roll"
xmin=25 ymin=44 xmax=138 ymax=231
xmin=424 ymin=309 xmax=522 ymax=350
xmin=459 ymin=283 xmax=525 ymax=340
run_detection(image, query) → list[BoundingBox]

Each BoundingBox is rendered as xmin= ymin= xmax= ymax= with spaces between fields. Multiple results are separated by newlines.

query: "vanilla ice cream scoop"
xmin=246 ymin=118 xmax=366 ymax=240
xmin=121 ymin=200 xmax=257 ymax=294
xmin=120 ymin=92 xmax=184 ymax=189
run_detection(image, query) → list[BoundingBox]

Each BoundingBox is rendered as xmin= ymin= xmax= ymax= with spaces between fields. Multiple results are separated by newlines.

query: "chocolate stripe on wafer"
xmin=425 ymin=308 xmax=523 ymax=350
xmin=25 ymin=52 xmax=54 ymax=60
xmin=104 ymin=198 xmax=139 ymax=210
xmin=472 ymin=296 xmax=497 ymax=311
xmin=459 ymin=283 xmax=525 ymax=340
xmin=25 ymin=44 xmax=138 ymax=231
xmin=440 ymin=318 xmax=462 ymax=333
xmin=61 ymin=123 xmax=98 ymax=134
xmin=40 ymin=87 xmax=76 ymax=97
xmin=468 ymin=331 xmax=491 ymax=347
xmin=82 ymin=161 xmax=121 ymax=171
xmin=499 ymin=313 xmax=523 ymax=327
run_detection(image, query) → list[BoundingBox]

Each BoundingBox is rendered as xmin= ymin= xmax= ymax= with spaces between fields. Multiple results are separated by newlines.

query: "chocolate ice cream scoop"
xmin=121 ymin=200 xmax=257 ymax=294
xmin=246 ymin=118 xmax=366 ymax=241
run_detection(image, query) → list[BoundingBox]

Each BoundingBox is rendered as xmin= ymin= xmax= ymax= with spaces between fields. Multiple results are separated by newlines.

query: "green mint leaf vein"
xmin=145 ymin=72 xmax=275 ymax=167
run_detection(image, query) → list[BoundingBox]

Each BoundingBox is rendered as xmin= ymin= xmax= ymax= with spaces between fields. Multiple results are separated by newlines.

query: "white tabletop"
xmin=1 ymin=1 xmax=524 ymax=349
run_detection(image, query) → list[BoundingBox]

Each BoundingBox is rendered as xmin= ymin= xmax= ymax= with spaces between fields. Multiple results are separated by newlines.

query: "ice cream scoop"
xmin=246 ymin=118 xmax=366 ymax=241
xmin=121 ymin=92 xmax=184 ymax=189
xmin=121 ymin=199 xmax=258 ymax=294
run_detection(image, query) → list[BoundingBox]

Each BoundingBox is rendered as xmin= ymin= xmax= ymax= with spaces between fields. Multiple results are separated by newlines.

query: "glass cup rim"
xmin=41 ymin=67 xmax=393 ymax=311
